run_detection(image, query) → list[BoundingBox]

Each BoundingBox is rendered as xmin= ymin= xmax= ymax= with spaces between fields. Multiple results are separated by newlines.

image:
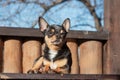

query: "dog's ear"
xmin=62 ymin=18 xmax=70 ymax=32
xmin=39 ymin=17 xmax=48 ymax=32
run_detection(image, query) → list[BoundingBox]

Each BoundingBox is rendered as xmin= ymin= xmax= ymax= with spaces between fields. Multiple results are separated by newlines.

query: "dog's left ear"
xmin=38 ymin=17 xmax=48 ymax=32
xmin=62 ymin=18 xmax=70 ymax=32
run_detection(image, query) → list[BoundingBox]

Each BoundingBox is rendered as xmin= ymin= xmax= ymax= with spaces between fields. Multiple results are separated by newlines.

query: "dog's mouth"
xmin=51 ymin=39 xmax=61 ymax=45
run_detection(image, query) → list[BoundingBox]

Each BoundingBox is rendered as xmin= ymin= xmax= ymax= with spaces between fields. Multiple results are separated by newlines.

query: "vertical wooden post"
xmin=104 ymin=0 xmax=120 ymax=74
xmin=3 ymin=38 xmax=22 ymax=73
xmin=67 ymin=39 xmax=79 ymax=74
xmin=22 ymin=39 xmax=42 ymax=73
xmin=80 ymin=41 xmax=102 ymax=74
xmin=0 ymin=38 xmax=3 ymax=72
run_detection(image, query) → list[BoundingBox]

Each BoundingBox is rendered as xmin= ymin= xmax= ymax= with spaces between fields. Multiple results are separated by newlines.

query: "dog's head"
xmin=38 ymin=17 xmax=70 ymax=50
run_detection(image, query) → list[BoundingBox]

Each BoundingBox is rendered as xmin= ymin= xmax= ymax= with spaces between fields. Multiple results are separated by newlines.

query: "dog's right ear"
xmin=62 ymin=18 xmax=70 ymax=32
xmin=39 ymin=17 xmax=48 ymax=32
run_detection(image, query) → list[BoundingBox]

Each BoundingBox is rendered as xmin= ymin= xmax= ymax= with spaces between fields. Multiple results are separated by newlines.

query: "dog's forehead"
xmin=50 ymin=25 xmax=62 ymax=30
xmin=49 ymin=25 xmax=63 ymax=30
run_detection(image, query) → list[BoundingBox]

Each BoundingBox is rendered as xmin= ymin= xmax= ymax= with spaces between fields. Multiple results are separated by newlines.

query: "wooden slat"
xmin=0 ymin=73 xmax=119 ymax=79
xmin=67 ymin=39 xmax=79 ymax=74
xmin=0 ymin=27 xmax=42 ymax=38
xmin=3 ymin=38 xmax=22 ymax=73
xmin=80 ymin=41 xmax=102 ymax=74
xmin=22 ymin=40 xmax=42 ymax=73
xmin=0 ymin=27 xmax=108 ymax=40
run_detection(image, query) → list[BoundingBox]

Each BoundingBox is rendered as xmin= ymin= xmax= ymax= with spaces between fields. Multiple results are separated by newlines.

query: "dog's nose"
xmin=56 ymin=34 xmax=61 ymax=39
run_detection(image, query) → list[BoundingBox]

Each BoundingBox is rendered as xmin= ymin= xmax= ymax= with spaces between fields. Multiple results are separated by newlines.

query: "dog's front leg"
xmin=53 ymin=59 xmax=69 ymax=74
xmin=39 ymin=59 xmax=51 ymax=73
xmin=27 ymin=57 xmax=44 ymax=74
xmin=53 ymin=66 xmax=69 ymax=74
xmin=39 ymin=65 xmax=50 ymax=73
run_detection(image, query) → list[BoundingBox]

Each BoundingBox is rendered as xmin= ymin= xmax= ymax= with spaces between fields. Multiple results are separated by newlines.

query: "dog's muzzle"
xmin=51 ymin=39 xmax=61 ymax=45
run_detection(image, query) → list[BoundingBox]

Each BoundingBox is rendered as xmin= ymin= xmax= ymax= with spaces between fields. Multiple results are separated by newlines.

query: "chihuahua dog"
xmin=27 ymin=17 xmax=72 ymax=74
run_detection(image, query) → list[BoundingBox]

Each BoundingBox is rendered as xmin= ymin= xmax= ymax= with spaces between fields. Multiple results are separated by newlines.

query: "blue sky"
xmin=0 ymin=0 xmax=104 ymax=31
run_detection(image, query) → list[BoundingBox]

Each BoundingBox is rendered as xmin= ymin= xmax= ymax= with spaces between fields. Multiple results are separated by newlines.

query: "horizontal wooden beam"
xmin=0 ymin=27 xmax=108 ymax=40
xmin=0 ymin=73 xmax=119 ymax=79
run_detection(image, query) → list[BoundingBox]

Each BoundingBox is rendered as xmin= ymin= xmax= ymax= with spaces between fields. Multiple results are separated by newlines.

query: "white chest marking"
xmin=49 ymin=50 xmax=58 ymax=60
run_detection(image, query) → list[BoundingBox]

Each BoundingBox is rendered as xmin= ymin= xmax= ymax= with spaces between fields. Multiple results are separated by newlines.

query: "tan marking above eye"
xmin=60 ymin=30 xmax=64 ymax=34
xmin=51 ymin=29 xmax=55 ymax=33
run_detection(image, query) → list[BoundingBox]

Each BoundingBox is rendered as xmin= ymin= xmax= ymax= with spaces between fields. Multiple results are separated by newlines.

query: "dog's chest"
xmin=49 ymin=50 xmax=58 ymax=60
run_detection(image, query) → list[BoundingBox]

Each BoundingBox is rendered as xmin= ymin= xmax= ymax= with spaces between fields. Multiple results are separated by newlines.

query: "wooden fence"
xmin=0 ymin=27 xmax=112 ymax=79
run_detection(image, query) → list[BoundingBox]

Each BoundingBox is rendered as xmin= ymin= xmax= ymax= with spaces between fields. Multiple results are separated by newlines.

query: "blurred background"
xmin=0 ymin=0 xmax=104 ymax=31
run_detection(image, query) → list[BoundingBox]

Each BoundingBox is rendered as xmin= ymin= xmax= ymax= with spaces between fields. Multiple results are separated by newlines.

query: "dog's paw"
xmin=27 ymin=69 xmax=39 ymax=74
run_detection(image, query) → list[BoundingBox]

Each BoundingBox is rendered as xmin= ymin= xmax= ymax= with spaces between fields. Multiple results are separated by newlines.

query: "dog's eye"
xmin=60 ymin=30 xmax=66 ymax=35
xmin=49 ymin=31 xmax=53 ymax=35
xmin=60 ymin=32 xmax=66 ymax=35
xmin=49 ymin=31 xmax=53 ymax=34
xmin=61 ymin=32 xmax=66 ymax=35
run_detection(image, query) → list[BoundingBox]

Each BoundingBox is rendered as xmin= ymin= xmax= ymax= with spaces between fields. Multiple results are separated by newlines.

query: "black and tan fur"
xmin=27 ymin=17 xmax=72 ymax=74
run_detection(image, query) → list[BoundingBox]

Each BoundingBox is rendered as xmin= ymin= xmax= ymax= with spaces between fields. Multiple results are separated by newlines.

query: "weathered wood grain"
xmin=22 ymin=40 xmax=42 ymax=73
xmin=0 ymin=73 xmax=119 ymax=79
xmin=0 ymin=27 xmax=108 ymax=40
xmin=3 ymin=38 xmax=22 ymax=73
xmin=80 ymin=41 xmax=102 ymax=74
xmin=67 ymin=39 xmax=79 ymax=74
xmin=104 ymin=0 xmax=120 ymax=74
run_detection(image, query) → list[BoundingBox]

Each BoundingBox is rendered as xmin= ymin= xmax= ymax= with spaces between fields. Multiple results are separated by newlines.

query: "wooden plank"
xmin=67 ymin=39 xmax=79 ymax=74
xmin=0 ymin=73 xmax=119 ymax=79
xmin=80 ymin=41 xmax=102 ymax=74
xmin=0 ymin=27 xmax=108 ymax=40
xmin=104 ymin=0 xmax=120 ymax=74
xmin=22 ymin=40 xmax=42 ymax=73
xmin=3 ymin=38 xmax=22 ymax=73
xmin=104 ymin=0 xmax=111 ymax=32
xmin=0 ymin=27 xmax=42 ymax=38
